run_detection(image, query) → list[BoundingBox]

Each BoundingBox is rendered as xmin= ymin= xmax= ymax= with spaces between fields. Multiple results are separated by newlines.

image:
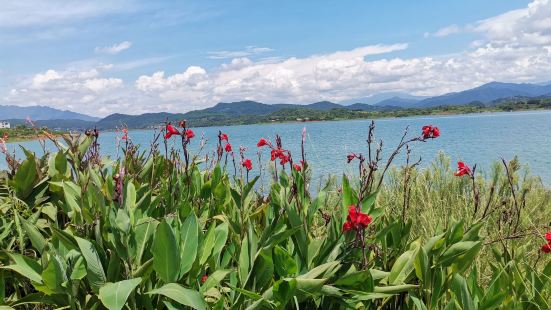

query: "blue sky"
xmin=2 ymin=0 xmax=550 ymax=116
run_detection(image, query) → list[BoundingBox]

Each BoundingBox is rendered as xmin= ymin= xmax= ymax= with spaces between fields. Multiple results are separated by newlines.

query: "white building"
xmin=0 ymin=121 xmax=10 ymax=129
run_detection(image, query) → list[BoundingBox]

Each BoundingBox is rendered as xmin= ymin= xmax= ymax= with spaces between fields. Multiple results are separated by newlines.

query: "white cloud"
xmin=424 ymin=24 xmax=461 ymax=38
xmin=95 ymin=41 xmax=132 ymax=55
xmin=207 ymin=46 xmax=274 ymax=59
xmin=5 ymin=65 xmax=124 ymax=115
xmin=4 ymin=0 xmax=551 ymax=117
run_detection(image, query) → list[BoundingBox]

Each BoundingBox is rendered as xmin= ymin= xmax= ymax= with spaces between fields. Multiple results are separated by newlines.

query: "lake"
xmin=3 ymin=110 xmax=551 ymax=185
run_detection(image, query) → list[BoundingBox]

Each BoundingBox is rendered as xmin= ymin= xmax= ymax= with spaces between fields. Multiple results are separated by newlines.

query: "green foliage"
xmin=0 ymin=131 xmax=548 ymax=309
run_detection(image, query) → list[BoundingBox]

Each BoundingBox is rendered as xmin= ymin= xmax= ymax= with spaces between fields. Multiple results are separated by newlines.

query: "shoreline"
xmin=4 ymin=107 xmax=551 ymax=141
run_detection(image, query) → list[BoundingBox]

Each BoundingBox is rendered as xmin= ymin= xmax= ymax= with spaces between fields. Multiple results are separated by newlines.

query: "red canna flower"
xmin=422 ymin=125 xmax=440 ymax=139
xmin=342 ymin=205 xmax=372 ymax=232
xmin=347 ymin=153 xmax=356 ymax=163
xmin=220 ymin=133 xmax=229 ymax=141
xmin=121 ymin=128 xmax=129 ymax=140
xmin=257 ymin=138 xmax=268 ymax=147
xmin=454 ymin=161 xmax=471 ymax=177
xmin=201 ymin=275 xmax=208 ymax=284
xmin=165 ymin=124 xmax=180 ymax=139
xmin=185 ymin=129 xmax=195 ymax=139
xmin=242 ymin=159 xmax=253 ymax=171
xmin=541 ymin=232 xmax=551 ymax=253
xmin=293 ymin=163 xmax=302 ymax=171
xmin=280 ymin=155 xmax=290 ymax=166
xmin=225 ymin=143 xmax=232 ymax=152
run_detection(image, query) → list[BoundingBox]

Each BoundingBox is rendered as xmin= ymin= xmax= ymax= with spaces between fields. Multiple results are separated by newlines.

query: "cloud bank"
xmin=3 ymin=0 xmax=551 ymax=116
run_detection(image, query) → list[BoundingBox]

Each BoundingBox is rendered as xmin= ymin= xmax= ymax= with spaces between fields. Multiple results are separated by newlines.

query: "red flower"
xmin=541 ymin=243 xmax=551 ymax=253
xmin=280 ymin=155 xmax=290 ymax=166
xmin=165 ymin=124 xmax=180 ymax=139
xmin=293 ymin=163 xmax=302 ymax=171
xmin=185 ymin=129 xmax=195 ymax=139
xmin=201 ymin=275 xmax=208 ymax=284
xmin=270 ymin=149 xmax=281 ymax=161
xmin=121 ymin=128 xmax=129 ymax=140
xmin=422 ymin=125 xmax=440 ymax=139
xmin=242 ymin=159 xmax=253 ymax=171
xmin=454 ymin=161 xmax=471 ymax=177
xmin=347 ymin=153 xmax=356 ymax=163
xmin=225 ymin=143 xmax=232 ymax=152
xmin=220 ymin=133 xmax=229 ymax=141
xmin=2 ymin=133 xmax=8 ymax=141
xmin=257 ymin=138 xmax=268 ymax=147
xmin=342 ymin=205 xmax=372 ymax=232
xmin=546 ymin=232 xmax=551 ymax=242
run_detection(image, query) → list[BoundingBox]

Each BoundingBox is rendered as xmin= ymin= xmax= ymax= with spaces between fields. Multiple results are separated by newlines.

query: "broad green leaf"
xmin=212 ymin=222 xmax=229 ymax=259
xmin=147 ymin=283 xmax=207 ymax=310
xmin=75 ymin=236 xmax=107 ymax=293
xmin=201 ymin=269 xmax=231 ymax=292
xmin=41 ymin=255 xmax=66 ymax=292
xmin=99 ymin=278 xmax=142 ymax=310
xmin=17 ymin=214 xmax=46 ymax=253
xmin=152 ymin=221 xmax=180 ymax=283
xmin=10 ymin=154 xmax=37 ymax=199
xmin=199 ymin=223 xmax=216 ymax=266
xmin=125 ymin=182 xmax=137 ymax=210
xmin=388 ymin=248 xmax=417 ymax=285
xmin=239 ymin=234 xmax=250 ymax=284
xmin=450 ymin=274 xmax=475 ymax=310
xmin=438 ymin=241 xmax=481 ymax=267
xmin=273 ymin=246 xmax=297 ymax=277
xmin=2 ymin=253 xmax=43 ymax=284
xmin=180 ymin=214 xmax=198 ymax=277
xmin=115 ymin=209 xmax=130 ymax=234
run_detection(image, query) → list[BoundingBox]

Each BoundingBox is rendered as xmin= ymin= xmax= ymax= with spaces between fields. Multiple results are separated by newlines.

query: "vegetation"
xmin=0 ymin=121 xmax=549 ymax=309
xmin=0 ymin=125 xmax=67 ymax=143
xmin=95 ymin=97 xmax=551 ymax=130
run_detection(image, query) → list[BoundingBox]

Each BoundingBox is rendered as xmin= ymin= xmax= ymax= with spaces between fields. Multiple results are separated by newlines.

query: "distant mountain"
xmin=340 ymin=92 xmax=427 ymax=105
xmin=5 ymin=81 xmax=551 ymax=131
xmin=373 ymin=96 xmax=420 ymax=108
xmin=415 ymin=82 xmax=551 ymax=107
xmin=7 ymin=119 xmax=96 ymax=130
xmin=95 ymin=112 xmax=186 ymax=130
xmin=0 ymin=105 xmax=99 ymax=121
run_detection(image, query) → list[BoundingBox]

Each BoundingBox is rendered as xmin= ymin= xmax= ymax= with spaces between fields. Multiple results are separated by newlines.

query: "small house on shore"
xmin=0 ymin=121 xmax=10 ymax=129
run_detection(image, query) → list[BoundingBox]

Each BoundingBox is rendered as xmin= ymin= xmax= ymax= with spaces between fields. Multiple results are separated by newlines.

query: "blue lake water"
xmin=3 ymin=110 xmax=551 ymax=185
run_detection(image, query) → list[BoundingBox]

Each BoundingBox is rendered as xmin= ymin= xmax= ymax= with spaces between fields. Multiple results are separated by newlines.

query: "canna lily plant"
xmin=0 ymin=120 xmax=548 ymax=310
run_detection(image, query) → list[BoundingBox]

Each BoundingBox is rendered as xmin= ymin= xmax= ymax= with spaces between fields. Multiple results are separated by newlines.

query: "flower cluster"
xmin=0 ymin=133 xmax=8 ymax=155
xmin=165 ymin=123 xmax=195 ymax=140
xmin=347 ymin=153 xmax=359 ymax=163
xmin=121 ymin=128 xmax=129 ymax=140
xmin=541 ymin=232 xmax=551 ymax=253
xmin=257 ymin=137 xmax=291 ymax=166
xmin=242 ymin=158 xmax=252 ymax=171
xmin=293 ymin=161 xmax=304 ymax=172
xmin=343 ymin=206 xmax=372 ymax=232
xmin=219 ymin=132 xmax=232 ymax=153
xmin=454 ymin=161 xmax=472 ymax=177
xmin=422 ymin=125 xmax=440 ymax=139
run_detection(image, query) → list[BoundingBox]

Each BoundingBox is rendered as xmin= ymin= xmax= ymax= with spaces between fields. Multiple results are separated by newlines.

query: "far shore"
xmin=4 ymin=107 xmax=551 ymax=144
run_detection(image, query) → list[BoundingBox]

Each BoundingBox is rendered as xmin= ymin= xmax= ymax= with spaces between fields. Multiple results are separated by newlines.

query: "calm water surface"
xmin=3 ymin=111 xmax=551 ymax=185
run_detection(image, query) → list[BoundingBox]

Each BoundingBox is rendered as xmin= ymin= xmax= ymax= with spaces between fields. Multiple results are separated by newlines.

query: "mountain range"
xmin=2 ymin=81 xmax=551 ymax=130
xmin=0 ymin=105 xmax=99 ymax=122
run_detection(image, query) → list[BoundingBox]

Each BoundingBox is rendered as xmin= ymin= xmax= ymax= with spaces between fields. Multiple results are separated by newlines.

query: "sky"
xmin=1 ymin=0 xmax=550 ymax=117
